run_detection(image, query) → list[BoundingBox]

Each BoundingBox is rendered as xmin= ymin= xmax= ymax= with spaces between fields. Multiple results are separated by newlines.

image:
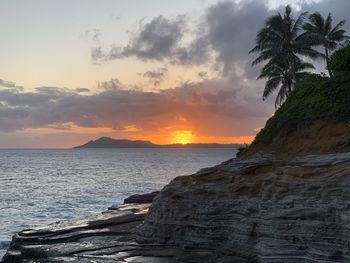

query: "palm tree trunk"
xmin=325 ymin=47 xmax=333 ymax=77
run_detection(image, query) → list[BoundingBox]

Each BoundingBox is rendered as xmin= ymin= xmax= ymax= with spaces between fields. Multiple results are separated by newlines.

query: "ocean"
xmin=0 ymin=148 xmax=237 ymax=258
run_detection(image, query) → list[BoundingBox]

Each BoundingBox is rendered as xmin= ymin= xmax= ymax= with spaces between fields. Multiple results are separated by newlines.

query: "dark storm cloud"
xmin=0 ymin=78 xmax=272 ymax=136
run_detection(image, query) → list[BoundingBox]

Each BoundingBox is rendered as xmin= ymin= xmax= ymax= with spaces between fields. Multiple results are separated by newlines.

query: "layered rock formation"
xmin=1 ymin=201 xmax=183 ymax=263
xmin=139 ymin=152 xmax=350 ymax=262
xmin=1 ymin=203 xmax=147 ymax=262
xmin=3 ymin=152 xmax=350 ymax=262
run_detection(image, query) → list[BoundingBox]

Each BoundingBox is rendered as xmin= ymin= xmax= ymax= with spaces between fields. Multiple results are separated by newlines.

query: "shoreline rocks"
xmin=1 ymin=199 xmax=184 ymax=263
xmin=123 ymin=191 xmax=159 ymax=204
xmin=2 ymin=152 xmax=350 ymax=262
xmin=140 ymin=152 xmax=350 ymax=262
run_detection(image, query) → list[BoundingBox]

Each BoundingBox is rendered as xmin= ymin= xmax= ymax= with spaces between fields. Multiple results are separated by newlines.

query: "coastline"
xmin=0 ymin=147 xmax=236 ymax=262
xmin=2 ymin=152 xmax=350 ymax=262
xmin=1 ymin=192 xmax=158 ymax=263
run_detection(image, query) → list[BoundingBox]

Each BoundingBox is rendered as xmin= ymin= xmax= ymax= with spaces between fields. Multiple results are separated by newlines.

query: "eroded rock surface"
xmin=140 ymin=153 xmax=350 ymax=262
xmin=3 ymin=153 xmax=350 ymax=262
xmin=1 ymin=202 xmax=180 ymax=263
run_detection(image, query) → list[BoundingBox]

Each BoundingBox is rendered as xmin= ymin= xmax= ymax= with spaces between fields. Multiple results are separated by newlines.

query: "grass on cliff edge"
xmin=239 ymin=74 xmax=350 ymax=157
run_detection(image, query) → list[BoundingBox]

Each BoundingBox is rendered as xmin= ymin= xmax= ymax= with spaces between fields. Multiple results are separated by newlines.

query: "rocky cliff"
xmin=138 ymin=152 xmax=350 ymax=262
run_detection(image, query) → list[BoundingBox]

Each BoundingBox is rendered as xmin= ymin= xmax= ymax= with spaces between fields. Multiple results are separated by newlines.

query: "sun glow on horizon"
xmin=171 ymin=130 xmax=194 ymax=145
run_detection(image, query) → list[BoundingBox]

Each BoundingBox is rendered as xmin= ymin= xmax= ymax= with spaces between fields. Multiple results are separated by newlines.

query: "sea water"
xmin=0 ymin=148 xmax=236 ymax=258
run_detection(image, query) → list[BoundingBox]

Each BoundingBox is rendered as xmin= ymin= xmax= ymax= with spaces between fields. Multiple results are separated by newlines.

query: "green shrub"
xmin=246 ymin=74 xmax=350 ymax=152
xmin=328 ymin=45 xmax=350 ymax=75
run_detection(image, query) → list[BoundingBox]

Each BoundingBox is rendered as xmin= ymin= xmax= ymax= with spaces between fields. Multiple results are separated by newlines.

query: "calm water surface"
xmin=0 ymin=148 xmax=236 ymax=258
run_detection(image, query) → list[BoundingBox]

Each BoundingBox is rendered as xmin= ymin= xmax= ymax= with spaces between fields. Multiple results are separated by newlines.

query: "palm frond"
xmin=275 ymin=84 xmax=289 ymax=108
xmin=292 ymin=11 xmax=308 ymax=35
xmin=249 ymin=5 xmax=340 ymax=106
xmin=285 ymin=5 xmax=292 ymax=18
xmin=263 ymin=77 xmax=281 ymax=99
xmin=330 ymin=20 xmax=346 ymax=35
xmin=324 ymin=13 xmax=333 ymax=35
xmin=309 ymin=12 xmax=324 ymax=31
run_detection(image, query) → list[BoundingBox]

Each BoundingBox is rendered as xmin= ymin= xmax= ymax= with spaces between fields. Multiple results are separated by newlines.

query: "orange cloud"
xmin=0 ymin=77 xmax=273 ymax=148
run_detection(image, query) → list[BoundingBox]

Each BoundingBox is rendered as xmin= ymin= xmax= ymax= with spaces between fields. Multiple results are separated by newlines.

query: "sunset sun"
xmin=171 ymin=130 xmax=193 ymax=145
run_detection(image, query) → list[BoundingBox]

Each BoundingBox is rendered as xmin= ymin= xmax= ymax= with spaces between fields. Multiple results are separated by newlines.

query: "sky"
xmin=0 ymin=0 xmax=349 ymax=148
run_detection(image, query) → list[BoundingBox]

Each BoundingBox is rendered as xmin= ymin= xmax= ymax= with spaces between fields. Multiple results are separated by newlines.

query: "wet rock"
xmin=1 ymin=203 xmax=165 ymax=263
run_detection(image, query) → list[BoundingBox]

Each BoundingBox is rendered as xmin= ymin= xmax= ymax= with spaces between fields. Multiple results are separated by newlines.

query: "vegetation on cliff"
xmin=328 ymin=44 xmax=350 ymax=76
xmin=244 ymin=5 xmax=350 ymax=157
xmin=303 ymin=12 xmax=348 ymax=77
xmin=250 ymin=5 xmax=348 ymax=107
xmin=238 ymin=70 xmax=350 ymax=156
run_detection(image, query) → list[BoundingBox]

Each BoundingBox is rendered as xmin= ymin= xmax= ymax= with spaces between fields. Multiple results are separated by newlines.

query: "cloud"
xmin=120 ymin=15 xmax=185 ymax=61
xmin=197 ymin=71 xmax=208 ymax=80
xmin=209 ymin=0 xmax=350 ymax=76
xmin=202 ymin=0 xmax=272 ymax=76
xmin=92 ymin=0 xmax=350 ymax=75
xmin=0 ymin=78 xmax=23 ymax=90
xmin=75 ymin=88 xmax=90 ymax=93
xmin=141 ymin=67 xmax=168 ymax=87
xmin=91 ymin=46 xmax=104 ymax=63
xmin=91 ymin=1 xmax=271 ymax=74
xmin=4 ymin=0 xmax=349 ymax=147
xmin=81 ymin=28 xmax=100 ymax=42
xmin=97 ymin=78 xmax=123 ymax=91
xmin=0 ymin=79 xmax=17 ymax=88
xmin=0 ymin=78 xmax=272 ymax=138
xmin=92 ymin=15 xmax=186 ymax=62
xmin=91 ymin=13 xmax=211 ymax=66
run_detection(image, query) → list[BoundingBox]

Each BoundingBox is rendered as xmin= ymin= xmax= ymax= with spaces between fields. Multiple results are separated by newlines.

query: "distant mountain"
xmin=74 ymin=137 xmax=157 ymax=148
xmin=75 ymin=137 xmax=240 ymax=149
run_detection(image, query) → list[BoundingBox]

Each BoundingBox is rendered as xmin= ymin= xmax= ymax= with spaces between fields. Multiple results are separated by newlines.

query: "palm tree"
xmin=259 ymin=58 xmax=314 ymax=107
xmin=303 ymin=12 xmax=349 ymax=77
xmin=250 ymin=6 xmax=321 ymax=67
xmin=250 ymin=5 xmax=322 ymax=106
